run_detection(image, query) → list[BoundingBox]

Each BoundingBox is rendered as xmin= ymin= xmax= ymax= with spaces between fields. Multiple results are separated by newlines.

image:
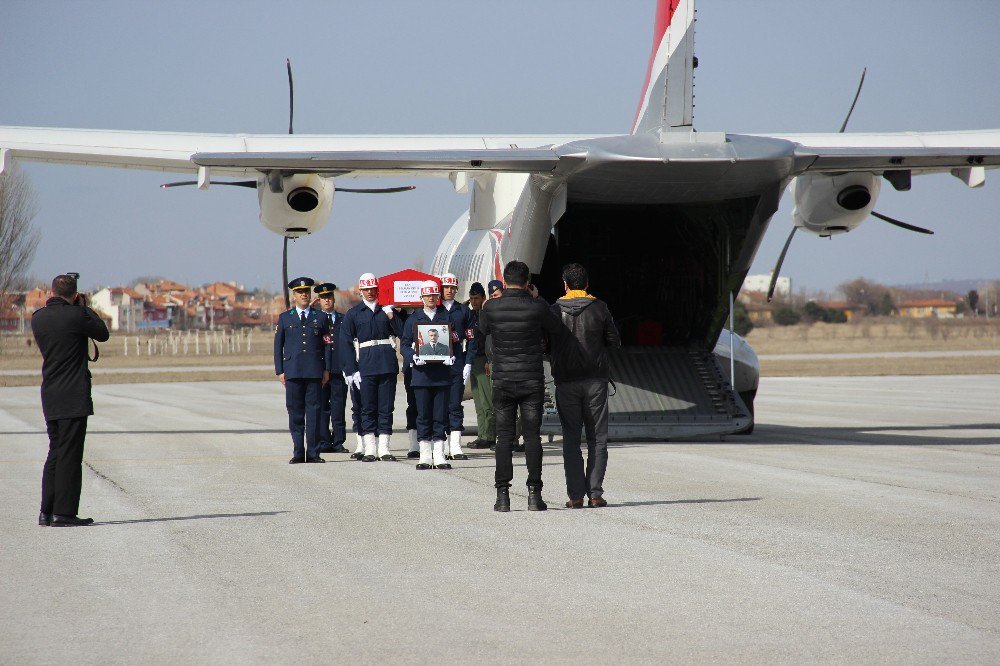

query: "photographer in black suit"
xmin=31 ymin=274 xmax=110 ymax=527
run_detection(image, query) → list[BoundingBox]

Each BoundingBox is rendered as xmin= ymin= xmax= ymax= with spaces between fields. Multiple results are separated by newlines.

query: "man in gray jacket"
xmin=549 ymin=263 xmax=621 ymax=508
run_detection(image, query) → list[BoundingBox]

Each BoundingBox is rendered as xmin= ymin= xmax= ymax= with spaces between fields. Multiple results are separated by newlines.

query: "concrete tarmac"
xmin=1 ymin=375 xmax=998 ymax=663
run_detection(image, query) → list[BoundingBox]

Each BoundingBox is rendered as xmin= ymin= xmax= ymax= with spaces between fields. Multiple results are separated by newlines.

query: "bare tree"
xmin=0 ymin=165 xmax=40 ymax=296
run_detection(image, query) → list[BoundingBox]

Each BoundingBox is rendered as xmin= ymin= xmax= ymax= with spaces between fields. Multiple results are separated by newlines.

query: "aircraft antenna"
xmin=286 ymin=58 xmax=294 ymax=135
xmin=839 ymin=68 xmax=866 ymax=133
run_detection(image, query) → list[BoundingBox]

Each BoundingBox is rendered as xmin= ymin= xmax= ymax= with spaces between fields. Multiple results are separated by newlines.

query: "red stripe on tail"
xmin=631 ymin=0 xmax=680 ymax=133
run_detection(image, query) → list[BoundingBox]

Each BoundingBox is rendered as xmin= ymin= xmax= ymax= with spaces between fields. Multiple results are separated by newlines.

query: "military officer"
xmin=315 ymin=282 xmax=350 ymax=454
xmin=274 ymin=277 xmax=331 ymax=464
xmin=340 ymin=273 xmax=402 ymax=462
xmin=438 ymin=273 xmax=477 ymax=460
xmin=401 ymin=280 xmax=455 ymax=469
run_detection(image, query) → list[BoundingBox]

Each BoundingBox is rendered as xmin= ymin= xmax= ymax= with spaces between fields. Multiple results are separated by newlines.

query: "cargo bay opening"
xmin=535 ymin=198 xmax=766 ymax=439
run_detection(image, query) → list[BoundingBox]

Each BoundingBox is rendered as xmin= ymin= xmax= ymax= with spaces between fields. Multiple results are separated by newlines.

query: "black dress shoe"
xmin=289 ymin=457 xmax=306 ymax=464
xmin=406 ymin=451 xmax=420 ymax=459
xmin=494 ymin=486 xmax=510 ymax=512
xmin=350 ymin=452 xmax=364 ymax=460
xmin=451 ymin=453 xmax=469 ymax=461
xmin=435 ymin=462 xmax=452 ymax=470
xmin=416 ymin=462 xmax=432 ymax=470
xmin=379 ymin=454 xmax=397 ymax=461
xmin=51 ymin=515 xmax=94 ymax=527
xmin=306 ymin=456 xmax=326 ymax=463
xmin=39 ymin=512 xmax=52 ymax=526
xmin=330 ymin=443 xmax=349 ymax=453
xmin=362 ymin=455 xmax=377 ymax=462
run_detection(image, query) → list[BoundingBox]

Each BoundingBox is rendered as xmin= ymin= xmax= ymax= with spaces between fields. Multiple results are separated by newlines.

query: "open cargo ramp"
xmin=542 ymin=347 xmax=751 ymax=441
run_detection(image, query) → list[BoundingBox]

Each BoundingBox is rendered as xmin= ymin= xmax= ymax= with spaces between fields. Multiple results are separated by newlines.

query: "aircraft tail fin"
xmin=631 ymin=0 xmax=696 ymax=135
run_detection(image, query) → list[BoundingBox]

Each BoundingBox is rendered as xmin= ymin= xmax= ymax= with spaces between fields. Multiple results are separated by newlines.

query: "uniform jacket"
xmin=401 ymin=308 xmax=452 ymax=388
xmin=274 ymin=307 xmax=331 ymax=379
xmin=477 ymin=287 xmax=564 ymax=383
xmin=339 ymin=301 xmax=402 ymax=377
xmin=440 ymin=299 xmax=477 ymax=372
xmin=30 ymin=297 xmax=110 ymax=421
xmin=321 ymin=309 xmax=347 ymax=374
xmin=549 ymin=293 xmax=621 ymax=383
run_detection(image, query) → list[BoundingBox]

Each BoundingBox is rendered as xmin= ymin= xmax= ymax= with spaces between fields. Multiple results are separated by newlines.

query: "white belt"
xmin=358 ymin=338 xmax=393 ymax=349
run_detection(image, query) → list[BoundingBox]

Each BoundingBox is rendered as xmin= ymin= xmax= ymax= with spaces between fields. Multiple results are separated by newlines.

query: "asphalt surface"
xmin=1 ymin=376 xmax=998 ymax=663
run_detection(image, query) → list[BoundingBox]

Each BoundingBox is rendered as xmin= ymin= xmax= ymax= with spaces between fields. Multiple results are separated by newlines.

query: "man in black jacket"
xmin=31 ymin=274 xmax=110 ymax=526
xmin=477 ymin=260 xmax=564 ymax=512
xmin=549 ymin=263 xmax=621 ymax=508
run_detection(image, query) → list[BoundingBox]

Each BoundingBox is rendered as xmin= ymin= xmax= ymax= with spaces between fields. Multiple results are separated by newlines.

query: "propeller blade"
xmin=334 ymin=186 xmax=416 ymax=194
xmin=160 ymin=180 xmax=257 ymax=189
xmin=286 ymin=58 xmax=294 ymax=135
xmin=838 ymin=67 xmax=867 ymax=133
xmin=871 ymin=210 xmax=934 ymax=235
xmin=282 ymin=236 xmax=290 ymax=310
xmin=767 ymin=227 xmax=797 ymax=302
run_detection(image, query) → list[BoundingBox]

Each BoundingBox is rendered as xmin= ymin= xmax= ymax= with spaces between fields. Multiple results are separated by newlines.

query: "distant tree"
xmin=772 ymin=307 xmax=801 ymax=326
xmin=803 ymin=301 xmax=828 ymax=323
xmin=0 ymin=165 xmax=40 ymax=297
xmin=968 ymin=290 xmax=979 ymax=314
xmin=732 ymin=300 xmax=753 ymax=336
xmin=841 ymin=278 xmax=894 ymax=316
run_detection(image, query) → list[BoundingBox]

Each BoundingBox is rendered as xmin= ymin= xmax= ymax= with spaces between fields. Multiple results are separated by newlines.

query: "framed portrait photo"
xmin=416 ymin=323 xmax=452 ymax=362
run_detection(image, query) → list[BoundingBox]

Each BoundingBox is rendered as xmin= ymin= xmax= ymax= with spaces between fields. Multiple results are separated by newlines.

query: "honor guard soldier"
xmin=396 ymin=307 xmax=421 ymax=459
xmin=274 ymin=277 xmax=332 ymax=464
xmin=340 ymin=272 xmax=402 ymax=462
xmin=438 ymin=273 xmax=477 ymax=460
xmin=316 ymin=282 xmax=350 ymax=454
xmin=401 ymin=280 xmax=454 ymax=469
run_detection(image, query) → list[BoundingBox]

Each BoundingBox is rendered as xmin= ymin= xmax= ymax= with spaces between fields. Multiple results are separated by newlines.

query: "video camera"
xmin=67 ymin=272 xmax=98 ymax=361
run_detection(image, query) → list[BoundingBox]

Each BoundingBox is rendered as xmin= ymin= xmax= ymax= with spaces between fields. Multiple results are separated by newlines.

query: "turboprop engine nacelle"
xmin=790 ymin=172 xmax=880 ymax=237
xmin=258 ymin=173 xmax=335 ymax=238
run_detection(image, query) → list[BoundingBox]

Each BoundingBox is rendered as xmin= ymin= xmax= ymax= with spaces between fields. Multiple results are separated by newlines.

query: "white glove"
xmin=343 ymin=372 xmax=351 ymax=384
xmin=462 ymin=364 xmax=472 ymax=384
xmin=381 ymin=305 xmax=394 ymax=318
xmin=351 ymin=371 xmax=362 ymax=388
xmin=414 ymin=356 xmax=427 ymax=366
xmin=443 ymin=356 xmax=455 ymax=366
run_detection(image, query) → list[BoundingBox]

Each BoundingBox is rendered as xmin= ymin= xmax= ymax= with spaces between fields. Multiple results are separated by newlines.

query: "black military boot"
xmin=494 ymin=486 xmax=510 ymax=512
xmin=527 ymin=487 xmax=547 ymax=511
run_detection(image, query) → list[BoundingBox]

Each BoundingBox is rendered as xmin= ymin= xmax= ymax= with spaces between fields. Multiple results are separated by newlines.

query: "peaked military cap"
xmin=315 ymin=282 xmax=338 ymax=297
xmin=288 ymin=277 xmax=315 ymax=291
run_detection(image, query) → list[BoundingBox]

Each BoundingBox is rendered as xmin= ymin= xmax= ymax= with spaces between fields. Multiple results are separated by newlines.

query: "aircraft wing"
xmin=0 ymin=126 xmax=596 ymax=178
xmin=763 ymin=129 xmax=1000 ymax=176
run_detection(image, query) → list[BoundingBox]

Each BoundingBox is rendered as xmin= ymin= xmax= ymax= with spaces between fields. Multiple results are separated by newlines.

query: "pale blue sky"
xmin=3 ymin=0 xmax=998 ymax=293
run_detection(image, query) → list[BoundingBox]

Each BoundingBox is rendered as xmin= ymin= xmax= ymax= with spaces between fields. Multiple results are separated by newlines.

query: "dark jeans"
xmin=41 ymin=416 xmax=88 ymax=516
xmin=556 ymin=378 xmax=609 ymax=500
xmin=493 ymin=379 xmax=544 ymax=489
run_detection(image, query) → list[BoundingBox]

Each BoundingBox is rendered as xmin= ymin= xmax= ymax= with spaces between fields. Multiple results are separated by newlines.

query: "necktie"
xmin=300 ymin=311 xmax=307 ymax=326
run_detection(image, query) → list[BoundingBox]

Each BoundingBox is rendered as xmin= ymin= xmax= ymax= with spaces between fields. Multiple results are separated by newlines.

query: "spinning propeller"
xmin=766 ymin=68 xmax=933 ymax=302
xmin=161 ymin=59 xmax=415 ymax=308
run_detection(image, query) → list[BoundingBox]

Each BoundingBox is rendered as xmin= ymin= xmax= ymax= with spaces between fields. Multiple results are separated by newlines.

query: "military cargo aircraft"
xmin=2 ymin=0 xmax=997 ymax=437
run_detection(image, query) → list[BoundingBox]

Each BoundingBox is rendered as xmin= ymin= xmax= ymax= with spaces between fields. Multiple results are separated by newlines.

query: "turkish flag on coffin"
xmin=378 ymin=269 xmax=441 ymax=307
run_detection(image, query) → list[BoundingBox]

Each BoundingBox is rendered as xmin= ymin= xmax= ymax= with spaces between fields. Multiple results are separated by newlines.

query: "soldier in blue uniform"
xmin=395 ymin=307 xmax=421 ymax=459
xmin=401 ymin=280 xmax=455 ymax=469
xmin=315 ymin=282 xmax=350 ymax=454
xmin=340 ymin=273 xmax=402 ymax=462
xmin=438 ymin=273 xmax=477 ymax=460
xmin=274 ymin=277 xmax=331 ymax=464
